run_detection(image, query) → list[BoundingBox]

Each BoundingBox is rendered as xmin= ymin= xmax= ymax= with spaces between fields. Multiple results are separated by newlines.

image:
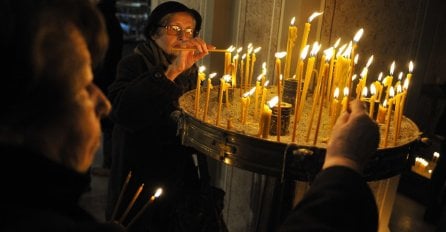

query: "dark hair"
xmin=144 ymin=1 xmax=202 ymax=38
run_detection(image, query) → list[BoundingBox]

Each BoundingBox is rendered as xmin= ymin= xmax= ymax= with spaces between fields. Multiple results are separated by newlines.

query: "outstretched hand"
xmin=324 ymin=99 xmax=380 ymax=173
xmin=166 ymin=38 xmax=215 ymax=81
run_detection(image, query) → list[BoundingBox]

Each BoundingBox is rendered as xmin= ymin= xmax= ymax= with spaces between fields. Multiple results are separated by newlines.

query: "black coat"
xmin=278 ymin=167 xmax=378 ymax=232
xmin=0 ymin=145 xmax=123 ymax=232
xmin=106 ymin=40 xmax=200 ymax=231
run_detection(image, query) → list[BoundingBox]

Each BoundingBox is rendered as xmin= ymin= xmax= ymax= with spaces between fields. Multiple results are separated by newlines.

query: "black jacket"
xmin=0 ymin=145 xmax=123 ymax=232
xmin=106 ymin=39 xmax=200 ymax=231
xmin=278 ymin=167 xmax=378 ymax=232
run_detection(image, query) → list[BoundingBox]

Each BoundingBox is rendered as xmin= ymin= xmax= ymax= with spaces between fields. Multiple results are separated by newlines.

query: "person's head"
xmin=144 ymin=1 xmax=202 ymax=54
xmin=0 ymin=0 xmax=111 ymax=173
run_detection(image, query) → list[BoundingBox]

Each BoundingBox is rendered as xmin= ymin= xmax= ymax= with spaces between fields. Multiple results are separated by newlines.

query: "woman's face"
xmin=152 ymin=12 xmax=196 ymax=55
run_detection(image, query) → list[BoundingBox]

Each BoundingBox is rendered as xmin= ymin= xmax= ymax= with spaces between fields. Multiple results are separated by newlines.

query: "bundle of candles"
xmin=109 ymin=171 xmax=163 ymax=229
xmin=411 ymin=151 xmax=441 ymax=178
xmin=181 ymin=11 xmax=420 ymax=149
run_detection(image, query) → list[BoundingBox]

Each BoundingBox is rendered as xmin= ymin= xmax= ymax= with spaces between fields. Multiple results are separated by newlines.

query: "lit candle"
xmin=195 ymin=66 xmax=206 ymax=117
xmin=240 ymin=54 xmax=246 ymax=93
xmin=244 ymin=44 xmax=253 ymax=90
xmin=126 ymin=188 xmax=163 ymax=229
xmin=284 ymin=17 xmax=298 ymax=80
xmin=383 ymin=87 xmax=395 ymax=147
xmin=384 ymin=61 xmax=396 ymax=103
xmin=297 ymin=42 xmax=320 ymax=123
xmin=224 ymin=46 xmax=234 ymax=75
xmin=232 ymin=54 xmax=239 ymax=88
xmin=406 ymin=61 xmax=414 ymax=85
xmin=203 ymin=73 xmax=216 ymax=122
xmin=249 ymin=47 xmax=261 ymax=86
xmin=349 ymin=28 xmax=364 ymax=84
xmin=330 ymin=87 xmax=340 ymax=128
xmin=260 ymin=103 xmax=272 ymax=139
xmin=433 ymin=151 xmax=440 ymax=163
xmin=275 ymin=52 xmax=287 ymax=142
xmin=376 ymin=100 xmax=388 ymax=124
xmin=375 ymin=72 xmax=384 ymax=102
xmin=299 ymin=12 xmax=323 ymax=56
xmin=216 ymin=76 xmax=228 ymax=126
xmin=253 ymin=74 xmax=262 ymax=119
xmin=341 ymin=87 xmax=349 ymax=112
xmin=258 ymin=80 xmax=269 ymax=123
xmin=393 ymin=85 xmax=403 ymax=145
xmin=369 ymin=83 xmax=377 ymax=118
xmin=327 ymin=38 xmax=341 ymax=105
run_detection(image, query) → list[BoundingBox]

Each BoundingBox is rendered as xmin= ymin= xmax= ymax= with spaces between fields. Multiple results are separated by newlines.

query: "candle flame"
xmin=389 ymin=86 xmax=395 ymax=97
xmin=342 ymin=41 xmax=352 ymax=57
xmin=324 ymin=47 xmax=334 ymax=61
xmin=257 ymin=74 xmax=263 ymax=81
xmin=354 ymin=54 xmax=359 ymax=64
xmin=409 ymin=61 xmax=414 ymax=73
xmin=336 ymin=43 xmax=347 ymax=57
xmin=343 ymin=87 xmax=349 ymax=97
xmin=291 ymin=17 xmax=296 ymax=25
xmin=268 ymin=96 xmax=279 ymax=108
xmin=301 ymin=45 xmax=310 ymax=59
xmin=227 ymin=45 xmax=235 ymax=52
xmin=154 ymin=188 xmax=163 ymax=198
xmin=390 ymin=61 xmax=396 ymax=75
xmin=310 ymin=42 xmax=321 ymax=56
xmin=434 ymin=151 xmax=440 ymax=158
xmin=223 ymin=74 xmax=232 ymax=82
xmin=398 ymin=72 xmax=403 ymax=81
xmin=237 ymin=47 xmax=243 ymax=53
xmin=242 ymin=53 xmax=246 ymax=60
xmin=397 ymin=84 xmax=402 ymax=94
xmin=264 ymin=80 xmax=270 ymax=87
xmin=370 ymin=84 xmax=377 ymax=95
xmin=366 ymin=55 xmax=374 ymax=68
xmin=308 ymin=11 xmax=323 ymax=22
xmin=383 ymin=99 xmax=387 ymax=107
xmin=275 ymin=51 xmax=287 ymax=59
xmin=334 ymin=38 xmax=341 ymax=48
xmin=254 ymin=47 xmax=262 ymax=53
xmin=362 ymin=86 xmax=368 ymax=97
xmin=403 ymin=78 xmax=409 ymax=90
xmin=334 ymin=87 xmax=340 ymax=99
xmin=248 ymin=86 xmax=256 ymax=95
xmin=360 ymin=68 xmax=368 ymax=78
xmin=378 ymin=72 xmax=383 ymax=81
xmin=262 ymin=62 xmax=267 ymax=74
xmin=233 ymin=54 xmax=239 ymax=61
xmin=352 ymin=74 xmax=357 ymax=81
xmin=353 ymin=28 xmax=364 ymax=43
xmin=199 ymin=65 xmax=206 ymax=72
xmin=209 ymin=72 xmax=217 ymax=79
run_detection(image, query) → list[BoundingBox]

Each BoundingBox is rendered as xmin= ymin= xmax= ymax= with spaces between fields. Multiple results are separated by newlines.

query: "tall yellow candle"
xmin=216 ymin=77 xmax=225 ymax=126
xmin=297 ymin=43 xmax=319 ymax=122
xmin=254 ymin=75 xmax=262 ymax=119
xmin=284 ymin=17 xmax=298 ymax=80
xmin=369 ymin=83 xmax=377 ymax=118
xmin=240 ymin=54 xmax=246 ymax=94
xmin=261 ymin=104 xmax=272 ymax=139
xmin=203 ymin=73 xmax=216 ymax=122
xmin=376 ymin=100 xmax=388 ymax=124
xmin=249 ymin=47 xmax=261 ymax=87
xmin=384 ymin=61 xmax=396 ymax=103
xmin=195 ymin=66 xmax=206 ymax=117
xmin=393 ymin=87 xmax=402 ymax=145
xmin=258 ymin=81 xmax=269 ymax=123
xmin=383 ymin=87 xmax=395 ymax=147
xmin=245 ymin=44 xmax=253 ymax=89
xmin=299 ymin=12 xmax=323 ymax=56
xmin=275 ymin=52 xmax=287 ymax=141
xmin=330 ymin=87 xmax=340 ymax=128
xmin=375 ymin=72 xmax=384 ymax=102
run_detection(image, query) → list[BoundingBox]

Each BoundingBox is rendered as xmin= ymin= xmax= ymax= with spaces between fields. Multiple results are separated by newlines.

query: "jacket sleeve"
xmin=278 ymin=166 xmax=378 ymax=232
xmin=108 ymin=54 xmax=183 ymax=131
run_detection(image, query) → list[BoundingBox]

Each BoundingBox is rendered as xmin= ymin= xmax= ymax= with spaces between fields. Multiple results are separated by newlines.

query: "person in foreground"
xmin=106 ymin=1 xmax=218 ymax=231
xmin=0 ymin=0 xmax=122 ymax=231
xmin=278 ymin=99 xmax=380 ymax=232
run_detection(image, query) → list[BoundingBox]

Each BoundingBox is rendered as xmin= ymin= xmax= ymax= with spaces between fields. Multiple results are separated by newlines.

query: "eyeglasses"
xmin=160 ymin=25 xmax=195 ymax=38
